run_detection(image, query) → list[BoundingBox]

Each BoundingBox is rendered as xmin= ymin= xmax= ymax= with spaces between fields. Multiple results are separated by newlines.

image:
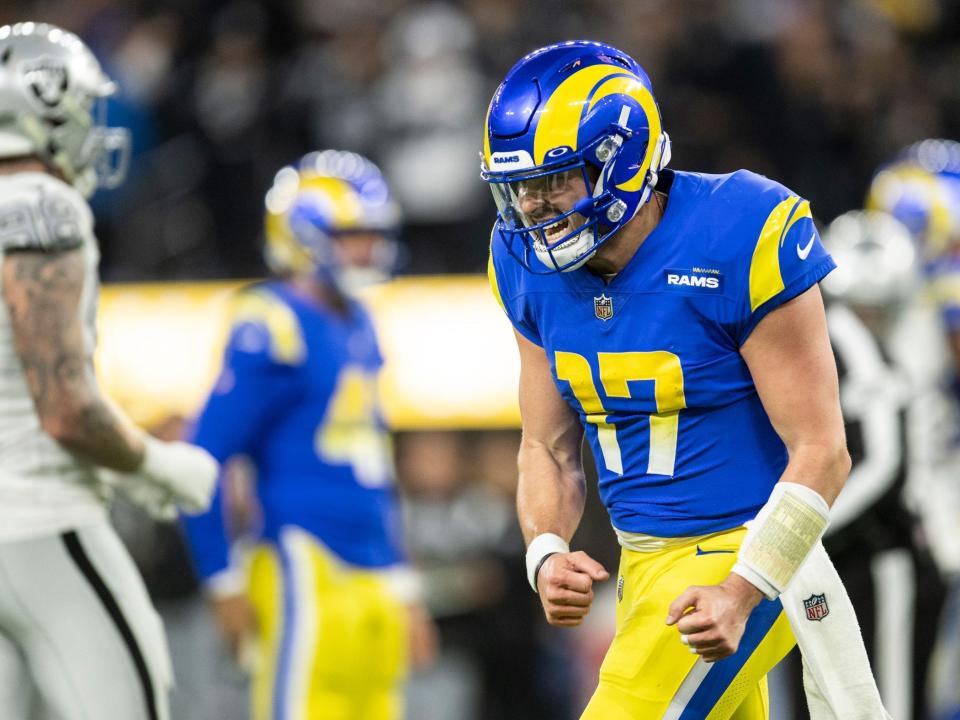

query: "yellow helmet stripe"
xmin=297 ymin=176 xmax=362 ymax=227
xmin=483 ymin=99 xmax=493 ymax=167
xmin=587 ymin=75 xmax=662 ymax=192
xmin=533 ymin=64 xmax=625 ymax=164
xmin=866 ymin=165 xmax=954 ymax=255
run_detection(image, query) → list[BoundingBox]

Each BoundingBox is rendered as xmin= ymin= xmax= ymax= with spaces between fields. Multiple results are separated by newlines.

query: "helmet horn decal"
xmin=532 ymin=64 xmax=623 ymax=164
xmin=586 ymin=75 xmax=662 ymax=192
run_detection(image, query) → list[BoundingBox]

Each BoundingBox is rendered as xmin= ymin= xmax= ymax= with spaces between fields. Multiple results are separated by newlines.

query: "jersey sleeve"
xmin=732 ymin=191 xmax=836 ymax=344
xmin=181 ymin=287 xmax=305 ymax=581
xmin=0 ymin=177 xmax=90 ymax=253
xmin=488 ymin=225 xmax=543 ymax=346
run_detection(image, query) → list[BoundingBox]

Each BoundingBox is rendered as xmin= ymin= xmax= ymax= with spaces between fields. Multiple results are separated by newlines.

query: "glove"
xmin=101 ymin=437 xmax=219 ymax=518
xmin=138 ymin=436 xmax=219 ymax=514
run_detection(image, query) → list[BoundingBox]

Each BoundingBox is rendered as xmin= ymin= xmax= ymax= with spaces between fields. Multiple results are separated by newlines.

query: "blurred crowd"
xmin=2 ymin=0 xmax=960 ymax=280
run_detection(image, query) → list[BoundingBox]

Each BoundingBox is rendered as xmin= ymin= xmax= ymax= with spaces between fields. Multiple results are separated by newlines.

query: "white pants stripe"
xmin=279 ymin=527 xmax=320 ymax=720
xmin=662 ymin=659 xmax=711 ymax=720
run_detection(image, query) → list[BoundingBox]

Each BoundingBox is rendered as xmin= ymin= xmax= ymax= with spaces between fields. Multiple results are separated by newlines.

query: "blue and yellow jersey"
xmin=183 ymin=281 xmax=403 ymax=581
xmin=489 ymin=169 xmax=835 ymax=537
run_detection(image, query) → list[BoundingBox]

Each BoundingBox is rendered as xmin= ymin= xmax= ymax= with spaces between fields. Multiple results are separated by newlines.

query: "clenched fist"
xmin=536 ymin=550 xmax=609 ymax=627
xmin=666 ymin=573 xmax=763 ymax=662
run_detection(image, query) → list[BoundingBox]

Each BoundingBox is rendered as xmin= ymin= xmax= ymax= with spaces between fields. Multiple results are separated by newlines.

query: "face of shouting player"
xmin=513 ymin=169 xmax=591 ymax=246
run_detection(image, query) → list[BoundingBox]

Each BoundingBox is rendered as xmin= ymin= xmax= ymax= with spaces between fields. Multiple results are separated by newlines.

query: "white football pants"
xmin=0 ymin=522 xmax=173 ymax=720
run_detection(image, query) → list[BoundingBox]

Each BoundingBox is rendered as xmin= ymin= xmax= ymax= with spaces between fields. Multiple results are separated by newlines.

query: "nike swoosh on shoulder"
xmin=797 ymin=233 xmax=816 ymax=260
xmin=695 ymin=545 xmax=735 ymax=556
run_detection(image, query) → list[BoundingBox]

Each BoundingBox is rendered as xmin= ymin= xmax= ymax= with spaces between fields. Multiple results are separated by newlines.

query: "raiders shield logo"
xmin=803 ymin=593 xmax=829 ymax=621
xmin=23 ymin=58 xmax=68 ymax=108
xmin=594 ymin=294 xmax=613 ymax=321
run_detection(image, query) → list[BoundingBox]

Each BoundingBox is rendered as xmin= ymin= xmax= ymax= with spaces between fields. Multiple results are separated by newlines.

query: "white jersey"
xmin=0 ymin=172 xmax=108 ymax=542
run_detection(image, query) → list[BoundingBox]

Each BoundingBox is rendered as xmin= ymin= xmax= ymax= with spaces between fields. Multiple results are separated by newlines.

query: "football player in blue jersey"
xmin=483 ymin=41 xmax=888 ymax=719
xmin=183 ymin=150 xmax=435 ymax=720
xmin=867 ymin=139 xmax=960 ymax=398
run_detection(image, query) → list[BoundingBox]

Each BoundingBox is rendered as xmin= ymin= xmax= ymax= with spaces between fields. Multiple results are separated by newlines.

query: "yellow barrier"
xmin=96 ymin=276 xmax=521 ymax=430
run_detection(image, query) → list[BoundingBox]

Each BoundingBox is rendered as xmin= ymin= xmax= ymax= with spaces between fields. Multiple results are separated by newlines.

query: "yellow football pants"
xmin=247 ymin=528 xmax=408 ymax=720
xmin=581 ymin=526 xmax=796 ymax=720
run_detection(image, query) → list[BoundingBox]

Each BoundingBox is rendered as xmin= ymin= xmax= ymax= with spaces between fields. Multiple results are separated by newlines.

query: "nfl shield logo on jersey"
xmin=594 ymin=294 xmax=613 ymax=321
xmin=803 ymin=593 xmax=829 ymax=621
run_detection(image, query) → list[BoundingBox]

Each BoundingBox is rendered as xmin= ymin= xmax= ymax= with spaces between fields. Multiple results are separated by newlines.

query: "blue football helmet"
xmin=866 ymin=139 xmax=960 ymax=262
xmin=480 ymin=40 xmax=671 ymax=272
xmin=265 ymin=150 xmax=401 ymax=291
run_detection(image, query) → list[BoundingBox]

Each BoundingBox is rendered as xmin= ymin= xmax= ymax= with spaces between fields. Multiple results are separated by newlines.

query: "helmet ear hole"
xmin=606 ymin=200 xmax=627 ymax=222
xmin=595 ymin=136 xmax=619 ymax=164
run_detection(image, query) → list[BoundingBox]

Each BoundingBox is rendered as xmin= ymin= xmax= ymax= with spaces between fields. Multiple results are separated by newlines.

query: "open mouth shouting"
xmin=537 ymin=211 xmax=588 ymax=247
xmin=545 ymin=217 xmax=571 ymax=242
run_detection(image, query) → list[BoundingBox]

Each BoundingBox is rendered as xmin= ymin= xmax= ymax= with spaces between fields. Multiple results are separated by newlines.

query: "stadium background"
xmin=2 ymin=0 xmax=960 ymax=718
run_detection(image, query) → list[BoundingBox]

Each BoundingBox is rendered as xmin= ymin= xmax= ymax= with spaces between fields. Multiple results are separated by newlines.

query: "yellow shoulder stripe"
xmin=779 ymin=199 xmax=811 ymax=247
xmin=231 ymin=288 xmax=306 ymax=365
xmin=487 ymin=229 xmax=507 ymax=314
xmin=749 ymin=196 xmax=802 ymax=312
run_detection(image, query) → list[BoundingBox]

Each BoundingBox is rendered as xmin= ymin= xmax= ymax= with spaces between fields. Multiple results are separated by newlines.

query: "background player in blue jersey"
xmin=483 ymin=41 xmax=888 ymax=719
xmin=866 ymin=139 xmax=960 ymax=412
xmin=183 ymin=150 xmax=435 ymax=720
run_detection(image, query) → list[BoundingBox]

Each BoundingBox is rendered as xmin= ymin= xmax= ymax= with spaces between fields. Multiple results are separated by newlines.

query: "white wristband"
xmin=732 ymin=482 xmax=830 ymax=600
xmin=204 ymin=567 xmax=247 ymax=599
xmin=384 ymin=565 xmax=424 ymax=604
xmin=525 ymin=533 xmax=569 ymax=593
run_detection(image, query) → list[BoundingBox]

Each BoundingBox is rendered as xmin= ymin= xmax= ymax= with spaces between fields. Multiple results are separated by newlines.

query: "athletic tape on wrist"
xmin=525 ymin=533 xmax=569 ymax=593
xmin=732 ymin=482 xmax=830 ymax=600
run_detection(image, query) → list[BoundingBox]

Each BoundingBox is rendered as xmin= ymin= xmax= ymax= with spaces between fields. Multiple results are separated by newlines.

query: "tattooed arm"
xmin=2 ymin=246 xmax=146 ymax=471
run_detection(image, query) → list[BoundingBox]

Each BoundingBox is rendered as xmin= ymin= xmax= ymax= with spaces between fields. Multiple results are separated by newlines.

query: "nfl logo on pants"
xmin=803 ymin=593 xmax=829 ymax=621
